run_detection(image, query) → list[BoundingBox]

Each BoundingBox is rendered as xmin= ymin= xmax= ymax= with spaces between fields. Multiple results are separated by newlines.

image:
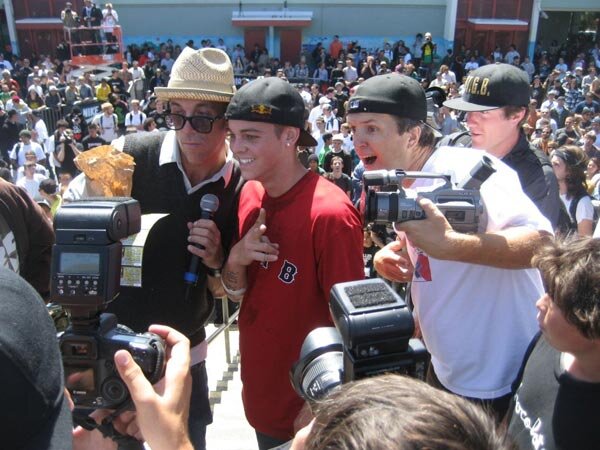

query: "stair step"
xmin=206 ymin=324 xmax=256 ymax=449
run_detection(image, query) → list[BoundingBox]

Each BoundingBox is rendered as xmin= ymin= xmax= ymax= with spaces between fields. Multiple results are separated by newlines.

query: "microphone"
xmin=184 ymin=194 xmax=220 ymax=286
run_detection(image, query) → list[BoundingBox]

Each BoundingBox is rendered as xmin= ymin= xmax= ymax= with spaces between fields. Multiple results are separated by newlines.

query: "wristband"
xmin=221 ymin=278 xmax=246 ymax=298
xmin=204 ymin=266 xmax=222 ymax=278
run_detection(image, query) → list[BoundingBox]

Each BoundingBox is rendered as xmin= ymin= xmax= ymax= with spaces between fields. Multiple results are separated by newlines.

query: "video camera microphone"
xmin=184 ymin=194 xmax=220 ymax=286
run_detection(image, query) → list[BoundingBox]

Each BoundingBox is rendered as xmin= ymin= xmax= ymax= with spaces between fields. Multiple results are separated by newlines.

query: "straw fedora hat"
xmin=154 ymin=47 xmax=235 ymax=103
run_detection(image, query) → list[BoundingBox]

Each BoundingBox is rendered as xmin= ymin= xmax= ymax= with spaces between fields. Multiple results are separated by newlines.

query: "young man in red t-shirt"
xmin=220 ymin=77 xmax=364 ymax=449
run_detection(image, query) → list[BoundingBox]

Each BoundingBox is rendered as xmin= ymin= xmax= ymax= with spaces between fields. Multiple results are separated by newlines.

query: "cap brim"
xmin=298 ymin=129 xmax=318 ymax=147
xmin=443 ymin=97 xmax=500 ymax=112
xmin=423 ymin=121 xmax=443 ymax=139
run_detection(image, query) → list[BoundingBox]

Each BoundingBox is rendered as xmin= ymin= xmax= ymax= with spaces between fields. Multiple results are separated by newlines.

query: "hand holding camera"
xmin=113 ymin=324 xmax=194 ymax=450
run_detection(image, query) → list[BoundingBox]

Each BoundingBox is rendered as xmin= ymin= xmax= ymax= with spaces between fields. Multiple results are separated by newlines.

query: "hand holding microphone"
xmin=185 ymin=194 xmax=221 ymax=286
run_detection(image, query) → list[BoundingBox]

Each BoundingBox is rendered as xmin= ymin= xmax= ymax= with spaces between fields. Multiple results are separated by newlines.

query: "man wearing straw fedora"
xmin=109 ymin=47 xmax=244 ymax=449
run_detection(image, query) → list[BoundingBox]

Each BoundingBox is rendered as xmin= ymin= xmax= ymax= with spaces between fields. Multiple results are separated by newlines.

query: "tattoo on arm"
xmin=223 ymin=270 xmax=240 ymax=289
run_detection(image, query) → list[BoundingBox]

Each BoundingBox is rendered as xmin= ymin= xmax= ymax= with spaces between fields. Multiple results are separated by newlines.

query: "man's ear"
xmin=284 ymin=127 xmax=300 ymax=147
xmin=406 ymin=124 xmax=422 ymax=149
xmin=509 ymin=107 xmax=527 ymax=124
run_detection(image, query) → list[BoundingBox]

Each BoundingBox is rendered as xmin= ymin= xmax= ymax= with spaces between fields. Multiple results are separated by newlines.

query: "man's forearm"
xmin=206 ymin=274 xmax=225 ymax=298
xmin=441 ymin=227 xmax=551 ymax=269
xmin=221 ymin=257 xmax=247 ymax=302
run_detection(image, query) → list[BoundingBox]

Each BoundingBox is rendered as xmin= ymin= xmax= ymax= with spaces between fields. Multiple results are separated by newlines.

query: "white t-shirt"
xmin=93 ymin=113 xmax=119 ymax=142
xmin=16 ymin=173 xmax=47 ymax=201
xmin=560 ymin=193 xmax=594 ymax=224
xmin=15 ymin=163 xmax=49 ymax=182
xmin=342 ymin=134 xmax=353 ymax=154
xmin=9 ymin=142 xmax=46 ymax=166
xmin=124 ymin=110 xmax=147 ymax=128
xmin=407 ymin=147 xmax=552 ymax=399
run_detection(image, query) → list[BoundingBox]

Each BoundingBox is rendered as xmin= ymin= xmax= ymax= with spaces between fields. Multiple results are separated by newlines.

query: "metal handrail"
xmin=206 ymin=298 xmax=239 ymax=365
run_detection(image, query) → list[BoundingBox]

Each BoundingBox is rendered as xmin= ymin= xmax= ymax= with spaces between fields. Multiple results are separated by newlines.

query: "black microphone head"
xmin=200 ymin=194 xmax=219 ymax=214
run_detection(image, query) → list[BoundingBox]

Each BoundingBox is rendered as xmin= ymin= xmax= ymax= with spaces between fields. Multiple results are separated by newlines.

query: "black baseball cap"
xmin=348 ymin=74 xmax=427 ymax=120
xmin=347 ymin=74 xmax=441 ymax=136
xmin=0 ymin=268 xmax=73 ymax=449
xmin=225 ymin=77 xmax=317 ymax=147
xmin=443 ymin=63 xmax=530 ymax=112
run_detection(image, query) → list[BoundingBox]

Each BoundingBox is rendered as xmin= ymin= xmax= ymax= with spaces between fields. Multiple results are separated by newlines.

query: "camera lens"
xmin=101 ymin=377 xmax=128 ymax=405
xmin=290 ymin=327 xmax=343 ymax=402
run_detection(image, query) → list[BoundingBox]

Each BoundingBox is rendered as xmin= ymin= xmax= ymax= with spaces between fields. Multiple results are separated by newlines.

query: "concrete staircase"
xmin=205 ymin=324 xmax=257 ymax=450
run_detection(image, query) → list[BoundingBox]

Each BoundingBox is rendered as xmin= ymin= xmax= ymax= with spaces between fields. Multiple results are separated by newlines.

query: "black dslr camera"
xmin=290 ymin=279 xmax=429 ymax=402
xmin=363 ymin=156 xmax=496 ymax=233
xmin=50 ymin=199 xmax=165 ymax=411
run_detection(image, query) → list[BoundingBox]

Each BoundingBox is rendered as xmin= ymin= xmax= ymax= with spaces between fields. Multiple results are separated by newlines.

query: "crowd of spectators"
xmin=0 ymin=29 xmax=599 ymax=222
xmin=1 ymin=18 xmax=600 ymax=449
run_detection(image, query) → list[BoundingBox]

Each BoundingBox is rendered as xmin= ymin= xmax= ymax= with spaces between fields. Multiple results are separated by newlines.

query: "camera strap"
xmin=73 ymin=403 xmax=144 ymax=449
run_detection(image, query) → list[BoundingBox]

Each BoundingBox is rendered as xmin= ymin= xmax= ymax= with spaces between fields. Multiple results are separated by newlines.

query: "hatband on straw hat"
xmin=155 ymin=47 xmax=235 ymax=103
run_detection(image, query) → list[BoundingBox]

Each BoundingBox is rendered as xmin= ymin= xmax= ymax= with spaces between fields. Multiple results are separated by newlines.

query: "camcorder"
xmin=50 ymin=198 xmax=165 ymax=412
xmin=60 ymin=130 xmax=74 ymax=145
xmin=362 ymin=156 xmax=496 ymax=233
xmin=290 ymin=278 xmax=429 ymax=402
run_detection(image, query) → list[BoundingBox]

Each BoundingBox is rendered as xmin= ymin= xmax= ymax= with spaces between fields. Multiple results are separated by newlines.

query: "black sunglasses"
xmin=164 ymin=113 xmax=224 ymax=134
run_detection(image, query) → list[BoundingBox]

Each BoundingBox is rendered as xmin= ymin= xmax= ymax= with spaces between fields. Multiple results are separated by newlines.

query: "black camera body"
xmin=51 ymin=199 xmax=165 ymax=411
xmin=61 ymin=314 xmax=164 ymax=409
xmin=329 ymin=279 xmax=428 ymax=382
xmin=362 ymin=156 xmax=496 ymax=233
xmin=291 ymin=279 xmax=429 ymax=402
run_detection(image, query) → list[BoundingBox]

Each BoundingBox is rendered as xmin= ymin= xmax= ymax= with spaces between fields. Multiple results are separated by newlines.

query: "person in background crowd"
xmin=65 ymin=106 xmax=88 ymax=142
xmin=532 ymin=125 xmax=556 ymax=156
xmin=585 ymin=156 xmax=600 ymax=197
xmin=30 ymin=110 xmax=49 ymax=151
xmin=37 ymin=178 xmax=62 ymax=217
xmin=551 ymin=145 xmax=594 ymax=236
xmin=129 ymin=60 xmax=146 ymax=100
xmin=307 ymin=153 xmax=325 ymax=176
xmin=582 ymin=131 xmax=600 ymax=159
xmin=0 ymin=110 xmax=22 ymax=165
xmin=92 ymin=102 xmax=119 ymax=142
xmin=53 ymin=128 xmax=80 ymax=178
xmin=324 ymin=155 xmax=352 ymax=199
xmin=95 ymin=77 xmax=112 ymax=102
xmin=45 ymin=85 xmax=64 ymax=110
xmin=80 ymin=0 xmax=103 ymax=50
xmin=101 ymin=3 xmax=119 ymax=44
xmin=108 ymin=92 xmax=129 ymax=133
xmin=16 ymin=161 xmax=47 ymax=201
xmin=10 ymin=129 xmax=46 ymax=169
xmin=143 ymin=116 xmax=158 ymax=132
xmin=78 ymin=75 xmax=94 ymax=100
xmin=107 ymin=68 xmax=126 ymax=97
xmin=80 ymin=123 xmax=107 ymax=151
xmin=124 ymin=99 xmax=147 ymax=132
xmin=14 ymin=149 xmax=49 ymax=182
xmin=322 ymin=132 xmax=352 ymax=175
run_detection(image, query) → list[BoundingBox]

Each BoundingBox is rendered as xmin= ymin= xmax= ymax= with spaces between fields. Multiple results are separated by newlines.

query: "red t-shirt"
xmin=329 ymin=40 xmax=343 ymax=60
xmin=237 ymin=172 xmax=364 ymax=439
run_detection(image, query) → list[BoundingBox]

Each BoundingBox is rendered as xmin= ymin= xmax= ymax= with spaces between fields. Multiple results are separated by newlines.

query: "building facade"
xmin=0 ymin=0 xmax=598 ymax=63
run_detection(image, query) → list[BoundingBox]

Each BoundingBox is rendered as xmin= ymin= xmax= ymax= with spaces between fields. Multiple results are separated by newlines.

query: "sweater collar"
xmin=159 ymin=129 xmax=233 ymax=194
